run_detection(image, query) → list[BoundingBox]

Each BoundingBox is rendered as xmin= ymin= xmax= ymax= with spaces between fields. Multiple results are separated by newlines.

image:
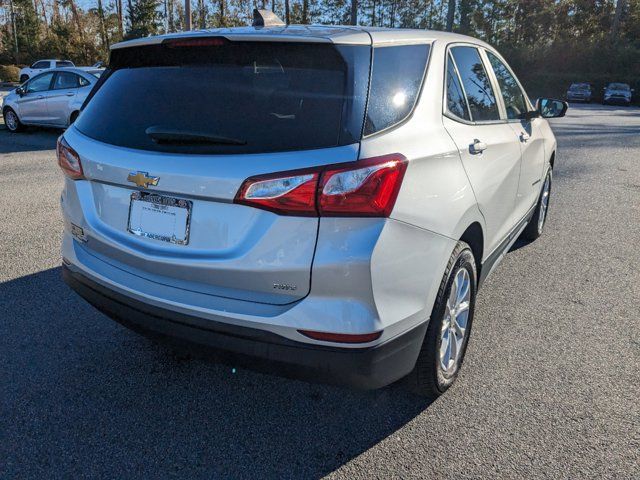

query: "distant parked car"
xmin=566 ymin=82 xmax=593 ymax=103
xmin=19 ymin=59 xmax=75 ymax=83
xmin=2 ymin=68 xmax=100 ymax=132
xmin=603 ymin=83 xmax=633 ymax=106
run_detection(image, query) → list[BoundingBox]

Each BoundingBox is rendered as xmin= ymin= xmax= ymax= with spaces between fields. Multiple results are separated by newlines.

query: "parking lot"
xmin=1 ymin=104 xmax=638 ymax=478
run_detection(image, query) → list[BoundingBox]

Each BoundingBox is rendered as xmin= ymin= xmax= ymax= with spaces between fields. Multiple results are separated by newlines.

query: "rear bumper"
xmin=62 ymin=265 xmax=427 ymax=389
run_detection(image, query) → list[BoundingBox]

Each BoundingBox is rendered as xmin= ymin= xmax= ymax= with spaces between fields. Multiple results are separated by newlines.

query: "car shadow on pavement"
xmin=1 ymin=267 xmax=432 ymax=478
xmin=0 ymin=127 xmax=60 ymax=154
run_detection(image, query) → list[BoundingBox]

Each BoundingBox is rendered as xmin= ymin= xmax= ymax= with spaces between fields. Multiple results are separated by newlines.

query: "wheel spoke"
xmin=455 ymin=300 xmax=470 ymax=318
xmin=449 ymin=327 xmax=458 ymax=365
xmin=457 ymin=273 xmax=469 ymax=304
xmin=440 ymin=329 xmax=451 ymax=369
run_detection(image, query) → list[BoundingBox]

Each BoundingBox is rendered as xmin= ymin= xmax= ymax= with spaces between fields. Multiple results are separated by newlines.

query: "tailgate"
xmin=64 ymin=128 xmax=359 ymax=305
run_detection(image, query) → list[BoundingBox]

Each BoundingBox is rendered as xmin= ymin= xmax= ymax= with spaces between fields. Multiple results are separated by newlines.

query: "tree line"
xmin=1 ymin=0 xmax=639 ymax=97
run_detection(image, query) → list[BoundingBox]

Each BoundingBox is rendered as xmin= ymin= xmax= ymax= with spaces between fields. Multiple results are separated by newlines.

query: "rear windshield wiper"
xmin=145 ymin=126 xmax=247 ymax=146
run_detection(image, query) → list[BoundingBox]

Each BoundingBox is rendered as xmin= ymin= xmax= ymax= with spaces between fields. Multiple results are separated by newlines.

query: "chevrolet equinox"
xmin=59 ymin=25 xmax=567 ymax=398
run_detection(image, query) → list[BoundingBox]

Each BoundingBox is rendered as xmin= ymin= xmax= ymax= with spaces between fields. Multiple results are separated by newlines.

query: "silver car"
xmin=59 ymin=26 xmax=566 ymax=397
xmin=2 ymin=68 xmax=102 ymax=132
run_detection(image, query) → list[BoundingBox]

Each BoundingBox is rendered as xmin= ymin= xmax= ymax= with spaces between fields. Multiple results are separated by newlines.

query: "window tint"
xmin=608 ymin=83 xmax=630 ymax=90
xmin=53 ymin=72 xmax=80 ymax=90
xmin=77 ymin=42 xmax=370 ymax=154
xmin=486 ymin=52 xmax=527 ymax=120
xmin=56 ymin=61 xmax=74 ymax=68
xmin=445 ymin=54 xmax=470 ymax=121
xmin=450 ymin=46 xmax=500 ymax=121
xmin=26 ymin=73 xmax=54 ymax=93
xmin=570 ymin=83 xmax=590 ymax=90
xmin=364 ymin=44 xmax=430 ymax=135
xmin=32 ymin=61 xmax=49 ymax=69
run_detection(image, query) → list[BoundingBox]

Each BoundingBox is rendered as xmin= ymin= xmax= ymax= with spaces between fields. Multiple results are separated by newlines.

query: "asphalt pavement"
xmin=1 ymin=104 xmax=638 ymax=478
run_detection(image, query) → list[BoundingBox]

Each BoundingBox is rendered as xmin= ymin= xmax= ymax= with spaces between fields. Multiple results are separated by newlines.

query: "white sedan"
xmin=2 ymin=68 xmax=102 ymax=132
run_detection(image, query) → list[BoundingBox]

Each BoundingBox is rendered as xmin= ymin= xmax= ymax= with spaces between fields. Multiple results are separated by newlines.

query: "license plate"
xmin=127 ymin=192 xmax=192 ymax=245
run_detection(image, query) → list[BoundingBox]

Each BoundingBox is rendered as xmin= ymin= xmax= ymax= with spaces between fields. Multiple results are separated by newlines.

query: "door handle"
xmin=469 ymin=139 xmax=488 ymax=155
xmin=520 ymin=132 xmax=531 ymax=142
xmin=66 ymin=92 xmax=75 ymax=96
xmin=37 ymin=95 xmax=44 ymax=99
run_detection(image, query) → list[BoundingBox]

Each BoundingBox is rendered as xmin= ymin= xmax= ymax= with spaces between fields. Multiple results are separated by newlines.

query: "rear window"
xmin=608 ymin=83 xmax=630 ymax=90
xmin=76 ymin=41 xmax=370 ymax=154
xmin=570 ymin=83 xmax=590 ymax=90
xmin=364 ymin=44 xmax=430 ymax=135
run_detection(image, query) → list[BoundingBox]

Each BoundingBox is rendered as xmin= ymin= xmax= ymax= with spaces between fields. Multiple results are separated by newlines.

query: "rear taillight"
xmin=234 ymin=154 xmax=407 ymax=217
xmin=235 ymin=169 xmax=320 ymax=216
xmin=319 ymin=154 xmax=407 ymax=217
xmin=57 ymin=136 xmax=84 ymax=180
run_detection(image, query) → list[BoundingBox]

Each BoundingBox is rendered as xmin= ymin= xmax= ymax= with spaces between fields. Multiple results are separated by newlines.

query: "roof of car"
xmin=110 ymin=25 xmax=490 ymax=50
xmin=45 ymin=67 xmax=99 ymax=78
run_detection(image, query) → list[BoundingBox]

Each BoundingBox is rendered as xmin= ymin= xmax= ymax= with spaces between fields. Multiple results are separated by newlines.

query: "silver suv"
xmin=60 ymin=26 xmax=566 ymax=397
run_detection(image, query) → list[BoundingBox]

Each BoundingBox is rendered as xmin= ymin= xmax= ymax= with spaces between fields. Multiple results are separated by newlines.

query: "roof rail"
xmin=252 ymin=9 xmax=285 ymax=27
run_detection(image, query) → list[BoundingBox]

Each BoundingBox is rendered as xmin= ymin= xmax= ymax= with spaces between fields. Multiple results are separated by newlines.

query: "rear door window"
xmin=364 ymin=44 xmax=430 ymax=135
xmin=450 ymin=46 xmax=500 ymax=122
xmin=32 ymin=61 xmax=49 ymax=69
xmin=53 ymin=72 xmax=80 ymax=90
xmin=486 ymin=51 xmax=528 ymax=120
xmin=445 ymin=54 xmax=471 ymax=121
xmin=56 ymin=61 xmax=74 ymax=68
xmin=76 ymin=41 xmax=370 ymax=154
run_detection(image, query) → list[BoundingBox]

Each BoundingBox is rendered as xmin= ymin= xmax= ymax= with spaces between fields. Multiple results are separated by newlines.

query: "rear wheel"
xmin=3 ymin=108 xmax=24 ymax=132
xmin=406 ymin=241 xmax=477 ymax=398
xmin=522 ymin=169 xmax=552 ymax=241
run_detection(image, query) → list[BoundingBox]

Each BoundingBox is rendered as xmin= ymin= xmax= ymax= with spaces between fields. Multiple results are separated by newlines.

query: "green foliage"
xmin=0 ymin=0 xmax=638 ymax=102
xmin=0 ymin=65 xmax=20 ymax=82
xmin=126 ymin=0 xmax=162 ymax=39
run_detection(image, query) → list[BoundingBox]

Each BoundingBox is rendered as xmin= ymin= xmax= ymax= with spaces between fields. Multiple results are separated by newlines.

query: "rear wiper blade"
xmin=145 ymin=126 xmax=246 ymax=146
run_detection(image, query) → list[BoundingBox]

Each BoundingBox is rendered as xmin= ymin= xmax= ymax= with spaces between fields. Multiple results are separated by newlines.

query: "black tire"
xmin=3 ymin=107 xmax=25 ymax=132
xmin=406 ymin=241 xmax=477 ymax=398
xmin=522 ymin=169 xmax=552 ymax=241
xmin=19 ymin=74 xmax=29 ymax=83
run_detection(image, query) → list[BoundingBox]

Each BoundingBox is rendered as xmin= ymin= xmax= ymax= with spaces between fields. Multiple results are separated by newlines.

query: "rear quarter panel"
xmin=356 ymin=38 xmax=484 ymax=335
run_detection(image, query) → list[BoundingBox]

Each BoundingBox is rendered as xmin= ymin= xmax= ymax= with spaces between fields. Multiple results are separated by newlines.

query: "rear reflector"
xmin=234 ymin=154 xmax=407 ymax=217
xmin=298 ymin=330 xmax=383 ymax=344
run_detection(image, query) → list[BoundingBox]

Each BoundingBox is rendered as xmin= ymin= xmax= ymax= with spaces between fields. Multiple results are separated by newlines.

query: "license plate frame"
xmin=127 ymin=191 xmax=192 ymax=245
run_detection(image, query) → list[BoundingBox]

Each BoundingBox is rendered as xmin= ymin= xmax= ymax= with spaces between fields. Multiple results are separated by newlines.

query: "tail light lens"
xmin=319 ymin=154 xmax=407 ymax=217
xmin=235 ymin=169 xmax=320 ymax=216
xmin=57 ymin=136 xmax=84 ymax=179
xmin=234 ymin=154 xmax=407 ymax=217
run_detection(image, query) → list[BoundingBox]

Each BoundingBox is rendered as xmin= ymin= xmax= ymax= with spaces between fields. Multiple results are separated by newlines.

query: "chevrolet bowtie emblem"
xmin=127 ymin=171 xmax=160 ymax=188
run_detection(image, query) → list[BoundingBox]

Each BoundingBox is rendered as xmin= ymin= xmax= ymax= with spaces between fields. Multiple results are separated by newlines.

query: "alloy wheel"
xmin=439 ymin=267 xmax=471 ymax=377
xmin=537 ymin=174 xmax=551 ymax=234
xmin=5 ymin=110 xmax=18 ymax=131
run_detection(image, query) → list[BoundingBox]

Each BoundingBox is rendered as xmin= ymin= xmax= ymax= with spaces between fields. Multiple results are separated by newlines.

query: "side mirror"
xmin=536 ymin=98 xmax=568 ymax=119
xmin=16 ymin=86 xmax=25 ymax=96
